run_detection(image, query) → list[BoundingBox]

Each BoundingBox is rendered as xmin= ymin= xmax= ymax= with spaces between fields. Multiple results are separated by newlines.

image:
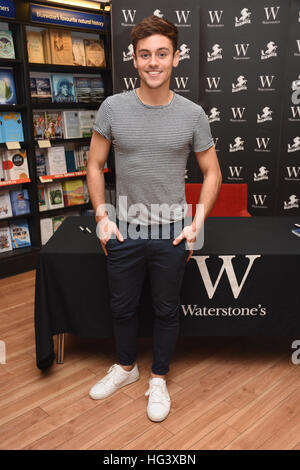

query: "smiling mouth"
xmin=147 ymin=71 xmax=161 ymax=76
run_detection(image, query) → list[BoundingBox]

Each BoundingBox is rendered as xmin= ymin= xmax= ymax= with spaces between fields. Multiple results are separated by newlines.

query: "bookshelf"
xmin=0 ymin=1 xmax=112 ymax=278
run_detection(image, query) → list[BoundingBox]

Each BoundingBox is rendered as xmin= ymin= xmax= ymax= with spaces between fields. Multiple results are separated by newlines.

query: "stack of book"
xmin=33 ymin=110 xmax=96 ymax=140
xmin=38 ymin=178 xmax=89 ymax=212
xmin=36 ymin=145 xmax=90 ymax=176
xmin=0 ymin=188 xmax=30 ymax=218
xmin=27 ymin=29 xmax=106 ymax=68
xmin=0 ymin=149 xmax=29 ymax=181
xmin=0 ymin=218 xmax=31 ymax=252
xmin=30 ymin=73 xmax=105 ymax=104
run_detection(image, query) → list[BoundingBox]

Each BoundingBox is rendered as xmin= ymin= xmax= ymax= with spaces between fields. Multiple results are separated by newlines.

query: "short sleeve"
xmin=92 ymin=98 xmax=112 ymax=141
xmin=192 ymin=108 xmax=214 ymax=152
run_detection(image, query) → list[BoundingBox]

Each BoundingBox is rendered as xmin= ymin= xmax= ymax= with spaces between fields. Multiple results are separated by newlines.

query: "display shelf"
xmin=35 ymin=137 xmax=91 ymax=146
xmin=0 ymin=178 xmax=31 ymax=187
xmin=0 ymin=58 xmax=23 ymax=66
xmin=38 ymin=168 xmax=109 ymax=182
xmin=0 ymin=104 xmax=26 ymax=111
xmin=29 ymin=63 xmax=109 ymax=74
xmin=0 ymin=212 xmax=32 ymax=221
xmin=31 ymin=102 xmax=101 ymax=110
xmin=40 ymin=203 xmax=91 ymax=218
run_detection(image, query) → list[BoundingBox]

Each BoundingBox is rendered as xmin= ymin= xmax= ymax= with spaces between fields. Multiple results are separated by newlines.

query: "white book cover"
xmin=46 ymin=146 xmax=67 ymax=175
xmin=0 ymin=223 xmax=12 ymax=252
xmin=46 ymin=181 xmax=64 ymax=210
xmin=3 ymin=150 xmax=29 ymax=180
xmin=0 ymin=189 xmax=13 ymax=218
xmin=78 ymin=110 xmax=96 ymax=137
xmin=62 ymin=111 xmax=80 ymax=139
xmin=40 ymin=217 xmax=53 ymax=245
xmin=72 ymin=37 xmax=86 ymax=66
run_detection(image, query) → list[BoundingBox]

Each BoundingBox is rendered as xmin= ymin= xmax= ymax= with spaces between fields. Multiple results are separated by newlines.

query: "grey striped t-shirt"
xmin=93 ymin=89 xmax=214 ymax=225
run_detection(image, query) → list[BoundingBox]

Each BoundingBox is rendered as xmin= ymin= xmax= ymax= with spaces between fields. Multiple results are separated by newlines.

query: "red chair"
xmin=185 ymin=183 xmax=251 ymax=217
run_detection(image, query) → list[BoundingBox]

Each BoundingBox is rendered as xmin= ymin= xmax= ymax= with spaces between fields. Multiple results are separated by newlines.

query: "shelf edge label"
xmin=0 ymin=0 xmax=15 ymax=19
xmin=30 ymin=3 xmax=107 ymax=31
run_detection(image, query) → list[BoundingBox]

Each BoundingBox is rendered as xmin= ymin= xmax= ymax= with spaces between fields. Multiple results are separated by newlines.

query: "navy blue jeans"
xmin=105 ymin=218 xmax=189 ymax=375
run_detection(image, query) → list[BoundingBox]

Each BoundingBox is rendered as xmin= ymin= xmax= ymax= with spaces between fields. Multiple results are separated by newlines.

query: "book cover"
xmin=0 ymin=190 xmax=13 ymax=218
xmin=38 ymin=184 xmax=48 ymax=212
xmin=0 ymin=69 xmax=16 ymax=105
xmin=36 ymin=151 xmax=47 ymax=176
xmin=0 ymin=30 xmax=15 ymax=59
xmin=46 ymin=146 xmax=67 ymax=175
xmin=2 ymin=149 xmax=29 ymax=180
xmin=78 ymin=110 xmax=96 ymax=137
xmin=41 ymin=29 xmax=52 ymax=64
xmin=1 ymin=111 xmax=24 ymax=142
xmin=51 ymin=74 xmax=76 ymax=103
xmin=10 ymin=189 xmax=30 ymax=216
xmin=9 ymin=219 xmax=31 ymax=248
xmin=44 ymin=111 xmax=63 ymax=139
xmin=27 ymin=31 xmax=44 ymax=63
xmin=62 ymin=110 xmax=80 ymax=139
xmin=0 ymin=117 xmax=3 ymax=144
xmin=65 ymin=150 xmax=77 ymax=172
xmin=84 ymin=39 xmax=106 ymax=67
xmin=30 ymin=77 xmax=38 ymax=100
xmin=49 ymin=30 xmax=73 ymax=65
xmin=36 ymin=76 xmax=52 ymax=102
xmin=40 ymin=217 xmax=53 ymax=245
xmin=52 ymin=215 xmax=65 ymax=233
xmin=0 ymin=223 xmax=12 ymax=252
xmin=72 ymin=37 xmax=86 ymax=66
xmin=90 ymin=76 xmax=105 ymax=103
xmin=74 ymin=77 xmax=91 ymax=103
xmin=0 ymin=153 xmax=4 ymax=180
xmin=46 ymin=182 xmax=64 ymax=210
xmin=33 ymin=112 xmax=45 ymax=140
xmin=62 ymin=178 xmax=84 ymax=206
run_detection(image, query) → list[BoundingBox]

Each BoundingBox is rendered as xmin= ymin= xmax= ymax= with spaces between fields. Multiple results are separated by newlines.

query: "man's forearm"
xmin=192 ymin=173 xmax=222 ymax=232
xmin=86 ymin=167 xmax=108 ymax=222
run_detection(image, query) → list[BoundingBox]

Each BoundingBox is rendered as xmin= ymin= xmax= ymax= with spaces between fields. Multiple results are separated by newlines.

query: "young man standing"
xmin=87 ymin=16 xmax=222 ymax=422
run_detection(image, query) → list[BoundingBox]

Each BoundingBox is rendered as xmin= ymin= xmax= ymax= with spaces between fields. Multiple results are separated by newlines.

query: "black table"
xmin=34 ymin=216 xmax=300 ymax=370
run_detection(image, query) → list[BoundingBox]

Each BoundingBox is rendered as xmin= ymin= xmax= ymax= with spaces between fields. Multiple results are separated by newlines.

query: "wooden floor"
xmin=0 ymin=270 xmax=300 ymax=450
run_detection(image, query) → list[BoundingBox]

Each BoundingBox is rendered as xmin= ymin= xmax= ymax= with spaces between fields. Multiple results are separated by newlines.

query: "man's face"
xmin=61 ymin=84 xmax=68 ymax=96
xmin=133 ymin=34 xmax=179 ymax=90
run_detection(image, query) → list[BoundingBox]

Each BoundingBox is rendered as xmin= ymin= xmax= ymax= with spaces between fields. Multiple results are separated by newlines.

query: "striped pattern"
xmin=93 ymin=89 xmax=214 ymax=225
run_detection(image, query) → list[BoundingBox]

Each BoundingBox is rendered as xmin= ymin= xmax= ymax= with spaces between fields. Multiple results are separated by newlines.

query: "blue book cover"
xmin=10 ymin=189 xmax=30 ymax=216
xmin=1 ymin=111 xmax=24 ymax=142
xmin=65 ymin=150 xmax=76 ymax=172
xmin=0 ymin=113 xmax=4 ymax=143
xmin=0 ymin=69 xmax=17 ymax=104
xmin=9 ymin=218 xmax=31 ymax=249
xmin=51 ymin=74 xmax=76 ymax=103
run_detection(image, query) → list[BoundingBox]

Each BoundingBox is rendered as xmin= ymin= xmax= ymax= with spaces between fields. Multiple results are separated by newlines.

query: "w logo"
xmin=192 ymin=255 xmax=261 ymax=299
xmin=264 ymin=6 xmax=280 ymax=21
xmin=121 ymin=9 xmax=136 ymax=23
xmin=208 ymin=10 xmax=223 ymax=24
xmin=123 ymin=77 xmax=138 ymax=89
xmin=175 ymin=10 xmax=191 ymax=23
xmin=174 ymin=77 xmax=189 ymax=89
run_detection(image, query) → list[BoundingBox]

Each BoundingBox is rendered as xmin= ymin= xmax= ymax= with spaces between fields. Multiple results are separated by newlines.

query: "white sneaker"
xmin=89 ymin=363 xmax=139 ymax=400
xmin=145 ymin=377 xmax=171 ymax=422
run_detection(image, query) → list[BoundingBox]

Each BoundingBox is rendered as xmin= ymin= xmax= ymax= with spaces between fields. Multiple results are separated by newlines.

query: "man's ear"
xmin=173 ymin=49 xmax=180 ymax=68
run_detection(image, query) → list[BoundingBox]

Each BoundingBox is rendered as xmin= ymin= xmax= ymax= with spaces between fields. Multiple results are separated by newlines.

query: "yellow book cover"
xmin=42 ymin=29 xmax=52 ymax=64
xmin=27 ymin=31 xmax=44 ymax=63
xmin=49 ymin=30 xmax=73 ymax=65
xmin=62 ymin=179 xmax=84 ymax=206
xmin=84 ymin=39 xmax=106 ymax=67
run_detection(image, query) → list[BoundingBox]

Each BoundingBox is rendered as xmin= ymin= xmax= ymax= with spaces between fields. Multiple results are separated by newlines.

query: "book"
xmin=65 ymin=150 xmax=77 ymax=172
xmin=292 ymin=228 xmax=300 ymax=237
xmin=46 ymin=146 xmax=67 ymax=175
xmin=62 ymin=179 xmax=84 ymax=206
xmin=78 ymin=110 xmax=96 ymax=137
xmin=9 ymin=219 xmax=31 ymax=248
xmin=72 ymin=37 xmax=86 ymax=66
xmin=2 ymin=149 xmax=29 ymax=180
xmin=52 ymin=215 xmax=65 ymax=233
xmin=1 ymin=112 xmax=24 ymax=142
xmin=0 ymin=69 xmax=16 ymax=104
xmin=10 ymin=189 xmax=30 ymax=216
xmin=27 ymin=31 xmax=44 ymax=63
xmin=0 ymin=30 xmax=15 ymax=59
xmin=62 ymin=110 xmax=80 ymax=138
xmin=30 ymin=77 xmax=38 ymax=101
xmin=0 ymin=190 xmax=13 ymax=218
xmin=33 ymin=112 xmax=45 ymax=140
xmin=41 ymin=29 xmax=51 ymax=64
xmin=51 ymin=74 xmax=76 ymax=103
xmin=46 ymin=182 xmax=64 ymax=210
xmin=0 ymin=223 xmax=12 ymax=252
xmin=49 ymin=30 xmax=73 ymax=65
xmin=90 ymin=76 xmax=105 ymax=103
xmin=38 ymin=184 xmax=48 ymax=212
xmin=83 ymin=179 xmax=89 ymax=203
xmin=36 ymin=76 xmax=52 ymax=102
xmin=40 ymin=217 xmax=53 ymax=245
xmin=36 ymin=151 xmax=47 ymax=176
xmin=74 ymin=77 xmax=91 ymax=103
xmin=0 ymin=153 xmax=4 ymax=180
xmin=44 ymin=111 xmax=63 ymax=139
xmin=84 ymin=38 xmax=106 ymax=67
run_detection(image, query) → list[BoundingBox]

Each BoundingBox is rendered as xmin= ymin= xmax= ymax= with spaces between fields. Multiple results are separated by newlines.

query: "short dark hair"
xmin=130 ymin=15 xmax=178 ymax=55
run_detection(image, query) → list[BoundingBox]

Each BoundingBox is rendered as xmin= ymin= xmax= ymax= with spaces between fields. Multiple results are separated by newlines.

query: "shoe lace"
xmin=98 ymin=364 xmax=119 ymax=386
xmin=145 ymin=382 xmax=170 ymax=403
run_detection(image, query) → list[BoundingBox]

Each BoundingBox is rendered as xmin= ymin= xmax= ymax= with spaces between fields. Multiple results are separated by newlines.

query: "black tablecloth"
xmin=34 ymin=216 xmax=300 ymax=369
